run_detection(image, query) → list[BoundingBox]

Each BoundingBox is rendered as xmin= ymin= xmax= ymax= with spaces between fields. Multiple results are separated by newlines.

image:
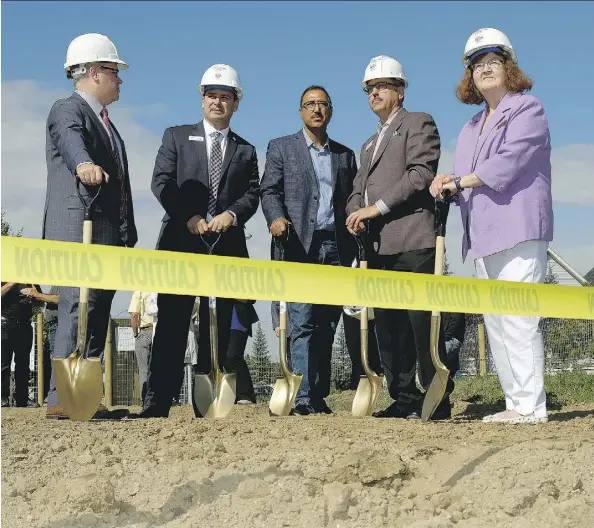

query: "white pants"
xmin=475 ymin=240 xmax=548 ymax=418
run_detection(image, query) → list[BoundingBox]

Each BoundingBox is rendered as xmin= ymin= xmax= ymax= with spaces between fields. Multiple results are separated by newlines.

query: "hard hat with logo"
xmin=199 ymin=64 xmax=243 ymax=101
xmin=362 ymin=55 xmax=408 ymax=89
xmin=64 ymin=33 xmax=128 ymax=76
xmin=462 ymin=28 xmax=517 ymax=68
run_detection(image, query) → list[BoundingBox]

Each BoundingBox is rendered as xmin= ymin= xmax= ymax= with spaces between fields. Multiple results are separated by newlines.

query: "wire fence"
xmin=14 ymin=304 xmax=594 ymax=407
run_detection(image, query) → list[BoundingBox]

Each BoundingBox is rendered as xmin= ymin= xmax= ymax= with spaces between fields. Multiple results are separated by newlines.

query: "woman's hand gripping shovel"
xmin=351 ymin=234 xmax=384 ymax=417
xmin=421 ymin=190 xmax=452 ymax=422
xmin=52 ymin=181 xmax=104 ymax=421
xmin=192 ymin=233 xmax=237 ymax=419
xmin=269 ymin=229 xmax=303 ymax=416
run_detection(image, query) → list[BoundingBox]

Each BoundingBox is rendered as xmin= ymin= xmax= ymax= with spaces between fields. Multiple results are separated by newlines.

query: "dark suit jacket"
xmin=347 ymin=108 xmax=440 ymax=256
xmin=42 ymin=92 xmax=137 ymax=247
xmin=151 ymin=121 xmax=260 ymax=257
xmin=260 ymin=130 xmax=358 ymax=265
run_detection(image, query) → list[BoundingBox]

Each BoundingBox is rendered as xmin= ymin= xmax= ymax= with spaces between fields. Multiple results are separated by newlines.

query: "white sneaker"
xmin=482 ymin=410 xmax=548 ymax=424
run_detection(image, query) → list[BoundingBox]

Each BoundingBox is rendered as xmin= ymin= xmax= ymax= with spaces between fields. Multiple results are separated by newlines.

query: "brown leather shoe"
xmin=46 ymin=405 xmax=69 ymax=420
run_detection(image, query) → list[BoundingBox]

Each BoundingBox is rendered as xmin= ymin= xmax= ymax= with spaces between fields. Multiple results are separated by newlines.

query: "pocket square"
xmin=391 ymin=130 xmax=401 ymax=138
xmin=189 ymin=135 xmax=204 ymax=141
xmin=365 ymin=141 xmax=373 ymax=151
xmin=496 ymin=120 xmax=508 ymax=130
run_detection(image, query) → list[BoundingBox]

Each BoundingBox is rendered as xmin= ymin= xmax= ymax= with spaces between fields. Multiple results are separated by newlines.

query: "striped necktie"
xmin=100 ymin=107 xmax=127 ymax=219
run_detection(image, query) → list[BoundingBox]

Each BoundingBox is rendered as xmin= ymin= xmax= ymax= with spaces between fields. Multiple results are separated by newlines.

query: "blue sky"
xmin=2 ymin=1 xmax=593 ymax=341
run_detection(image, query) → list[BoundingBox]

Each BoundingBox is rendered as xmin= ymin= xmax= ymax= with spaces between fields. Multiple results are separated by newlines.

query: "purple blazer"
xmin=453 ymin=92 xmax=554 ymax=261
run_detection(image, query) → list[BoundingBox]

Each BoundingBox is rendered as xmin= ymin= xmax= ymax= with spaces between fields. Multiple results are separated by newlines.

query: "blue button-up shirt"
xmin=303 ymin=129 xmax=334 ymax=231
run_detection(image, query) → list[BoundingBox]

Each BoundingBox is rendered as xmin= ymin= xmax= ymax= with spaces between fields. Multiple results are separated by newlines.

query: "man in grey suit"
xmin=346 ymin=55 xmax=452 ymax=420
xmin=130 ymin=64 xmax=260 ymax=419
xmin=42 ymin=33 xmax=137 ymax=419
xmin=261 ymin=85 xmax=364 ymax=415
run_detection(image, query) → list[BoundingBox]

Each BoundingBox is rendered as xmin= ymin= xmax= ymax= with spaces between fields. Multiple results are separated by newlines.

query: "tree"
xmin=331 ymin=319 xmax=352 ymax=390
xmin=246 ymin=323 xmax=275 ymax=384
xmin=1 ymin=210 xmax=23 ymax=237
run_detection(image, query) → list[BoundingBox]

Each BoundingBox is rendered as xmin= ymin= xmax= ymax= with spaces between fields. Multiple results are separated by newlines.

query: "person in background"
xmin=227 ymin=299 xmax=258 ymax=405
xmin=1 ymin=283 xmax=40 ymax=407
xmin=430 ymin=28 xmax=553 ymax=424
xmin=128 ymin=291 xmax=155 ymax=402
xmin=441 ymin=312 xmax=466 ymax=377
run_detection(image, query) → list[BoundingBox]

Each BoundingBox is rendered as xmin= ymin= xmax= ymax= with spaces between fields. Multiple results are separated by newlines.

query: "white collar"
xmin=203 ymin=119 xmax=230 ymax=139
xmin=75 ymin=90 xmax=104 ymax=117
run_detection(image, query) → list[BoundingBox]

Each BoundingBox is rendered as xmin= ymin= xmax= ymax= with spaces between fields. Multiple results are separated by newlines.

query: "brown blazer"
xmin=347 ymin=108 xmax=440 ymax=256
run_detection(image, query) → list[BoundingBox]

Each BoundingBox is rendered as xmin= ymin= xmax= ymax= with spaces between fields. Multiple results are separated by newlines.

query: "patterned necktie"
xmin=208 ymin=131 xmax=223 ymax=218
xmin=100 ymin=107 xmax=127 ymax=219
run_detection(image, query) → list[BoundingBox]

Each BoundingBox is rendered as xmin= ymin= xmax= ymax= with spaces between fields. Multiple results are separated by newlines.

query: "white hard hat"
xmin=362 ymin=55 xmax=408 ymax=89
xmin=462 ymin=28 xmax=517 ymax=68
xmin=199 ymin=64 xmax=243 ymax=101
xmin=64 ymin=33 xmax=128 ymax=74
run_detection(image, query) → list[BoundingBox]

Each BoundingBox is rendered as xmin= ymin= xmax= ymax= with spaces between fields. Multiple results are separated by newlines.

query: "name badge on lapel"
xmin=189 ymin=135 xmax=204 ymax=142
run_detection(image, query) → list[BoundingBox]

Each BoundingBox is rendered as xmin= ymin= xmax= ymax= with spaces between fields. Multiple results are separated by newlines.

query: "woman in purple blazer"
xmin=430 ymin=28 xmax=553 ymax=424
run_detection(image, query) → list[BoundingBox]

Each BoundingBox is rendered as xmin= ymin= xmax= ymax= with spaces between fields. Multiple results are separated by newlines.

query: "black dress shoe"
xmin=292 ymin=403 xmax=318 ymax=416
xmin=317 ymin=403 xmax=333 ymax=415
xmin=373 ymin=402 xmax=420 ymax=419
xmin=125 ymin=406 xmax=169 ymax=419
xmin=14 ymin=399 xmax=40 ymax=408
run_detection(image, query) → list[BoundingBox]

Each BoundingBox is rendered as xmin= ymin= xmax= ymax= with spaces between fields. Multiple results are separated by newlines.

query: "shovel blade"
xmin=421 ymin=366 xmax=449 ymax=421
xmin=52 ymin=352 xmax=103 ymax=421
xmin=352 ymin=374 xmax=383 ymax=417
xmin=269 ymin=373 xmax=303 ymax=417
xmin=192 ymin=372 xmax=237 ymax=419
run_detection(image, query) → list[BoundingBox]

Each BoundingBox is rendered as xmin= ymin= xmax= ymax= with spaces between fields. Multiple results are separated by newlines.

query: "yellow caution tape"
xmin=1 ymin=236 xmax=592 ymax=320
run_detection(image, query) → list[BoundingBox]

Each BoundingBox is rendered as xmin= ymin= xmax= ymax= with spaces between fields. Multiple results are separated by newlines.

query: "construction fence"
xmin=20 ymin=310 xmax=594 ymax=407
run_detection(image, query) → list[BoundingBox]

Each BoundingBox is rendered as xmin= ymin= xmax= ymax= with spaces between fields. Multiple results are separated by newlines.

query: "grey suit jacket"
xmin=42 ymin=92 xmax=137 ymax=247
xmin=260 ymin=131 xmax=358 ymax=265
xmin=347 ymin=108 xmax=440 ymax=256
xmin=151 ymin=121 xmax=260 ymax=258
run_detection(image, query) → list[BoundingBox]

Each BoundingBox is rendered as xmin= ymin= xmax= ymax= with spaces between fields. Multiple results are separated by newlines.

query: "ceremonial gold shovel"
xmin=269 ymin=236 xmax=303 ymax=416
xmin=351 ymin=235 xmax=383 ymax=417
xmin=52 ymin=183 xmax=103 ymax=421
xmin=193 ymin=233 xmax=237 ymax=419
xmin=421 ymin=191 xmax=452 ymax=422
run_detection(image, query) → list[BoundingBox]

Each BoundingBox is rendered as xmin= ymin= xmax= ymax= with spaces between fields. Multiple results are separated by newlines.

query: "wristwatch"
xmin=453 ymin=177 xmax=463 ymax=192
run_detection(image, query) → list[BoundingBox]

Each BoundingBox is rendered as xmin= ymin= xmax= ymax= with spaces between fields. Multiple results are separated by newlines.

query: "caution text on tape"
xmin=1 ymin=237 xmax=592 ymax=320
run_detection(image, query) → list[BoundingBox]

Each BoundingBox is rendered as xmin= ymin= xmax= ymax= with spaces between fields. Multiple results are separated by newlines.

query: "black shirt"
xmin=1 ymin=283 xmax=40 ymax=323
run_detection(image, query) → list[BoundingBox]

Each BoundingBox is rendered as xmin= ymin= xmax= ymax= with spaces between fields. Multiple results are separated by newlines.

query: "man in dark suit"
xmin=136 ymin=64 xmax=260 ymax=418
xmin=42 ymin=33 xmax=137 ymax=419
xmin=261 ymin=85 xmax=361 ymax=415
xmin=346 ymin=55 xmax=452 ymax=420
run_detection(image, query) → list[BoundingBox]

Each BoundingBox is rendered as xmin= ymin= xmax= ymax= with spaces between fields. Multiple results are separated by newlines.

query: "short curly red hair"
xmin=456 ymin=54 xmax=533 ymax=105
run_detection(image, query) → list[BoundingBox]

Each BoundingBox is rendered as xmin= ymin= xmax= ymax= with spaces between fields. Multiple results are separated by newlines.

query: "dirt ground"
xmin=2 ymin=396 xmax=593 ymax=528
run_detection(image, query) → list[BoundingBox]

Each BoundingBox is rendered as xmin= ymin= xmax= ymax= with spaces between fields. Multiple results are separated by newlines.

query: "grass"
xmin=325 ymin=371 xmax=594 ymax=413
xmin=452 ymin=371 xmax=594 ymax=408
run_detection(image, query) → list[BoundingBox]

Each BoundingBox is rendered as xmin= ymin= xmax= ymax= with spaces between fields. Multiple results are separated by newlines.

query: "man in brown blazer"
xmin=346 ymin=55 xmax=452 ymax=420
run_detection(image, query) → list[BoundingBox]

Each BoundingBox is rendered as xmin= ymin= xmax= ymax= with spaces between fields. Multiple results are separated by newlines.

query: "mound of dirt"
xmin=2 ymin=403 xmax=593 ymax=527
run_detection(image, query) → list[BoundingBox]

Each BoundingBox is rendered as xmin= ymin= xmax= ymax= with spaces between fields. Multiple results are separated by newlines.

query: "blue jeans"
xmin=288 ymin=232 xmax=342 ymax=406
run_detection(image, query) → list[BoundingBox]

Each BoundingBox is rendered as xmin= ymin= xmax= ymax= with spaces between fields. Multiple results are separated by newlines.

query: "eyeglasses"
xmin=363 ymin=81 xmax=402 ymax=94
xmin=301 ymin=101 xmax=332 ymax=111
xmin=99 ymin=65 xmax=120 ymax=77
xmin=471 ymin=58 xmax=504 ymax=73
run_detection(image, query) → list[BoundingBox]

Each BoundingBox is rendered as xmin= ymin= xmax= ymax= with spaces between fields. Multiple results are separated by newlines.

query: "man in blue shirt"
xmin=261 ymin=86 xmax=359 ymax=415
